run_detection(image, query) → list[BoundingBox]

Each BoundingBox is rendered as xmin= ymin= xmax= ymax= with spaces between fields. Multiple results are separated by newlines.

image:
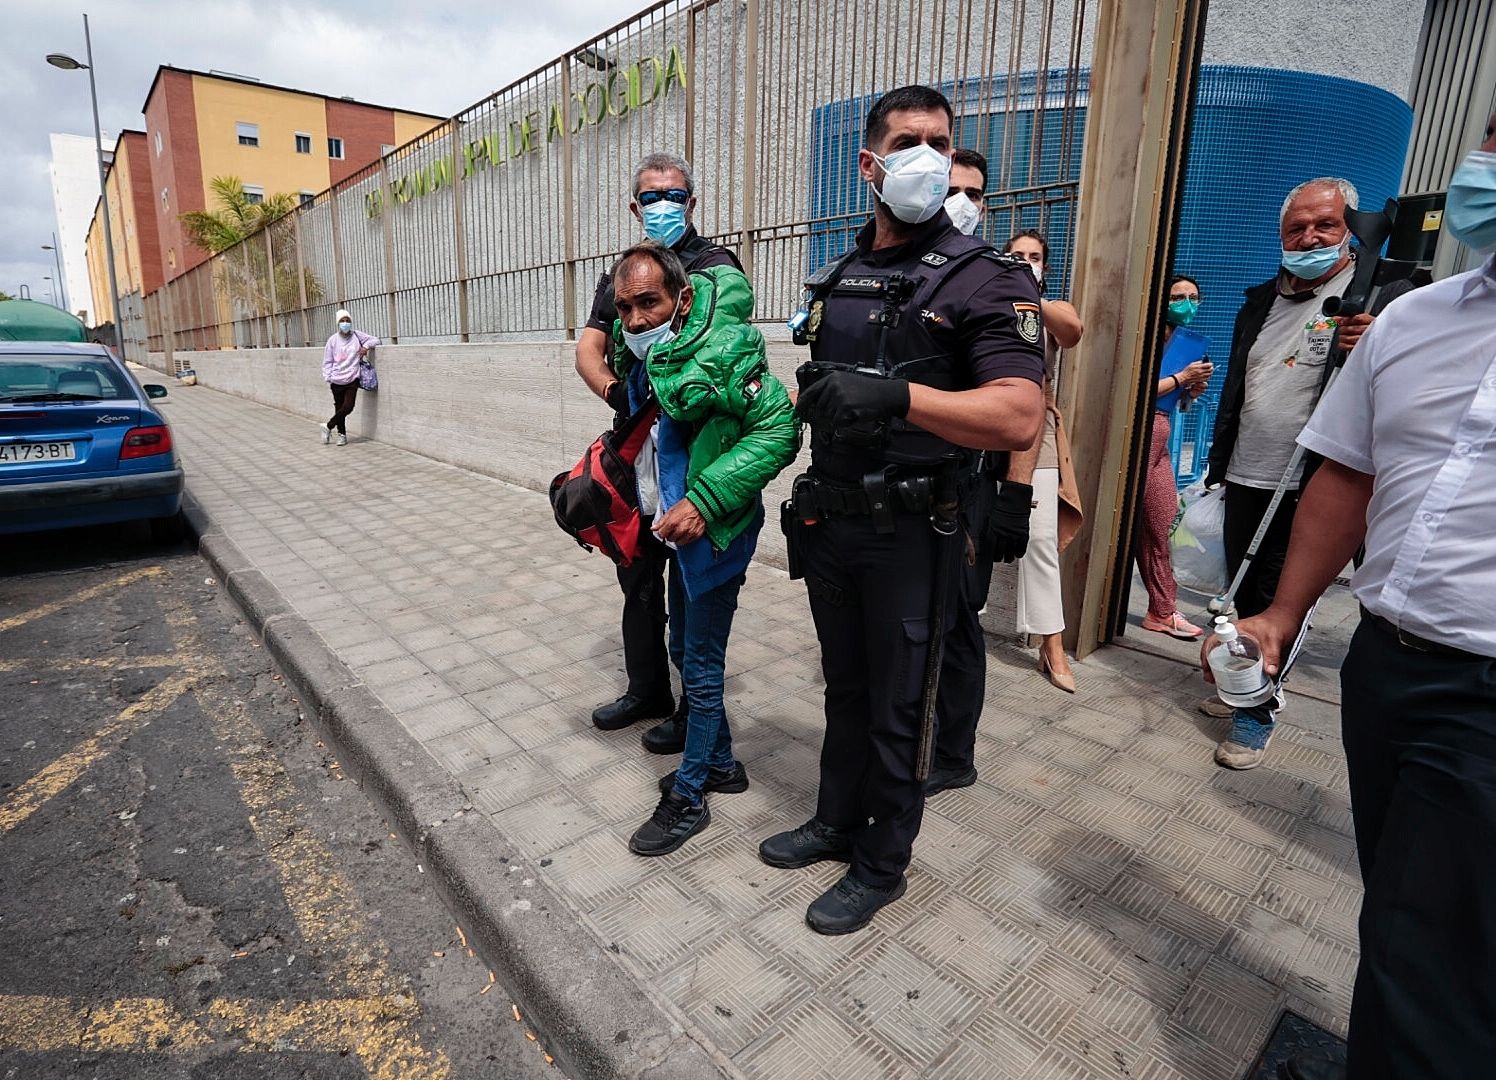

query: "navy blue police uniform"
xmin=780 ymin=210 xmax=1044 ymax=892
xmin=586 ymin=227 xmax=741 ymax=739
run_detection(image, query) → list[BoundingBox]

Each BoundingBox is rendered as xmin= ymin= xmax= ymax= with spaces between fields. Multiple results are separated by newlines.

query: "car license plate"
xmin=0 ymin=441 xmax=76 ymax=464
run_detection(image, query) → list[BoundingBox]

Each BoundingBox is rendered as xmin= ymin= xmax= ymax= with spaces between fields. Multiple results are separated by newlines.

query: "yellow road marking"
xmin=0 ymin=993 xmax=441 ymax=1064
xmin=0 ymin=565 xmax=164 ymax=634
xmin=0 ymin=654 xmax=179 ymax=674
xmin=0 ymin=672 xmax=197 ymax=835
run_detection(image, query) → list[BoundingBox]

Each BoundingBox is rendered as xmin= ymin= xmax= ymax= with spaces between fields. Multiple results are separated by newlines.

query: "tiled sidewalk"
xmin=159 ymin=380 xmax=1360 ymax=1080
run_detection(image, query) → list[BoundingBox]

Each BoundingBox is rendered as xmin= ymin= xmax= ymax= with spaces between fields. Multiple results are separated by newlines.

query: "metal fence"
xmin=141 ymin=0 xmax=1092 ymax=360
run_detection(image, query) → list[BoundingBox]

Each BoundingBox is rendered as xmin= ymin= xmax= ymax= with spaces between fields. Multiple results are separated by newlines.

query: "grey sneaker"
xmin=336 ymin=432 xmax=348 ymax=446
xmin=1214 ymin=712 xmax=1275 ymax=770
xmin=320 ymin=425 xmax=331 ymax=444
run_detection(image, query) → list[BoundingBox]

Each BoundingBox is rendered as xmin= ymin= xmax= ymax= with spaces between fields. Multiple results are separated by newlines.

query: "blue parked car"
xmin=0 ymin=342 xmax=185 ymax=539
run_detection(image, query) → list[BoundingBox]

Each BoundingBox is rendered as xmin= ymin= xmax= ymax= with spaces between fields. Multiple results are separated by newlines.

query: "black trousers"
xmin=1341 ymin=617 xmax=1496 ymax=1079
xmin=932 ymin=477 xmax=998 ymax=774
xmin=1222 ymin=482 xmax=1301 ymax=618
xmin=327 ymin=379 xmax=359 ymax=434
xmin=801 ymin=511 xmax=960 ymax=889
xmin=615 ymin=515 xmax=674 ymax=701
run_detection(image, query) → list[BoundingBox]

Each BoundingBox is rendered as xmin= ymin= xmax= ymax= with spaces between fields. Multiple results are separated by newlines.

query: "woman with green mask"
xmin=1137 ymin=275 xmax=1213 ymax=638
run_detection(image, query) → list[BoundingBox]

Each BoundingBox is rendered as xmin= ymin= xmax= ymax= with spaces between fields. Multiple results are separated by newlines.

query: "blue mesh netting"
xmin=806 ymin=66 xmax=1413 ymax=487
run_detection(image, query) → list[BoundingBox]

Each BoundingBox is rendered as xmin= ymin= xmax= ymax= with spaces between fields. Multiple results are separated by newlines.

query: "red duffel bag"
xmin=549 ymin=401 xmax=660 ymax=566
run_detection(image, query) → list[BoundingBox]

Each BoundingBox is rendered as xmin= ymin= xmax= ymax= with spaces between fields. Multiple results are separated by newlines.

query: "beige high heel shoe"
xmin=1039 ymin=651 xmax=1077 ymax=694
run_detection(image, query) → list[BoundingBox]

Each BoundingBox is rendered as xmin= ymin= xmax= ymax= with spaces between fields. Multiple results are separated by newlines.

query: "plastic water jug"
xmin=1207 ymin=616 xmax=1275 ymax=708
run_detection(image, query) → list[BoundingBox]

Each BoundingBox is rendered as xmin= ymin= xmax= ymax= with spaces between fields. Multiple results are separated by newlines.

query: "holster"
xmin=780 ymin=497 xmax=806 ymax=580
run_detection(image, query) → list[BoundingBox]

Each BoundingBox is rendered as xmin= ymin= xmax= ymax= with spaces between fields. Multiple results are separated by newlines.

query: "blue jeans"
xmin=667 ymin=560 xmax=744 ymax=804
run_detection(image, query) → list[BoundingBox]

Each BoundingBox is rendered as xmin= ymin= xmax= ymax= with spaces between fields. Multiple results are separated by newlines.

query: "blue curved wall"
xmin=807 ymin=66 xmax=1413 ymax=486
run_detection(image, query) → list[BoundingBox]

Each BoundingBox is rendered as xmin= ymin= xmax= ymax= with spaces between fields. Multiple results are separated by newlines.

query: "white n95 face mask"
xmin=870 ymin=144 xmax=951 ymax=224
xmin=943 ymin=192 xmax=980 ymax=235
xmin=622 ymin=296 xmax=683 ymax=359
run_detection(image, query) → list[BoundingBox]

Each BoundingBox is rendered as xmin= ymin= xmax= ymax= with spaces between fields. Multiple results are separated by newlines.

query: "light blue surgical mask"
xmin=1281 ymin=240 xmax=1346 ymax=281
xmin=1445 ymin=149 xmax=1496 ymax=253
xmin=641 ymin=201 xmax=688 ymax=247
xmin=337 ymin=321 xmax=352 ymax=333
xmin=622 ymin=298 xmax=682 ymax=359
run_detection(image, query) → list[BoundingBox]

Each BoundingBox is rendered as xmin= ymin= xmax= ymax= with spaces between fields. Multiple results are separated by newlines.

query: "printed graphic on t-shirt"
xmin=1278 ymin=312 xmax=1336 ymax=369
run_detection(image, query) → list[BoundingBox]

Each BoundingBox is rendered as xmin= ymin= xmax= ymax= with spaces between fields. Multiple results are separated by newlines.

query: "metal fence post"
xmin=328 ymin=190 xmax=348 ymax=308
xmin=449 ymin=118 xmax=471 ymax=342
xmin=739 ymin=0 xmax=760 ymax=282
xmin=560 ymin=61 xmax=577 ymax=340
xmin=264 ymin=228 xmax=279 ymax=348
xmin=293 ymin=210 xmax=310 ymax=346
xmin=379 ymin=160 xmax=399 ymax=343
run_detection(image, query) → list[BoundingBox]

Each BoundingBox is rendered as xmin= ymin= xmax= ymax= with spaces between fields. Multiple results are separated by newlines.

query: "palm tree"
xmin=180 ymin=176 xmax=321 ymax=324
xmin=179 ymin=176 xmax=296 ymax=254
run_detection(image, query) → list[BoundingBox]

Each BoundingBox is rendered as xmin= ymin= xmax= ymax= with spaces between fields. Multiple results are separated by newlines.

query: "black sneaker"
xmin=641 ymin=701 xmax=688 ymax=754
xmin=758 ymin=818 xmax=853 ymax=869
xmin=922 ymin=764 xmax=978 ymax=797
xmin=628 ymin=791 xmax=710 ymax=856
xmin=592 ymin=692 xmax=675 ymax=731
xmin=657 ymin=762 xmax=750 ymax=796
xmin=806 ymin=873 xmax=907 ymax=935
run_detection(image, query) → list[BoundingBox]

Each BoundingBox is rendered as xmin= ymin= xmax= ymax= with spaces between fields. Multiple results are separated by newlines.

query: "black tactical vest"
xmin=802 ymin=228 xmax=1020 ymax=479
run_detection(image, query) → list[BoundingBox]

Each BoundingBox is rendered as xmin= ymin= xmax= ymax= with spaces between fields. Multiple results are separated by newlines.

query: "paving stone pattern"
xmin=162 ymin=383 xmax=1362 ymax=1080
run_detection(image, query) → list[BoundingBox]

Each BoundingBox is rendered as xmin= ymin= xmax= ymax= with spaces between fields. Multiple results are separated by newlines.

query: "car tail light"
xmin=120 ymin=425 xmax=173 ymax=460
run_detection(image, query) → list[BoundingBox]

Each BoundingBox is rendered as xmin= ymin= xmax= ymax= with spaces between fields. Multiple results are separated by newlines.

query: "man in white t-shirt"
xmin=1204 ymin=113 xmax=1496 ymax=1080
xmin=1202 ymin=177 xmax=1374 ymax=769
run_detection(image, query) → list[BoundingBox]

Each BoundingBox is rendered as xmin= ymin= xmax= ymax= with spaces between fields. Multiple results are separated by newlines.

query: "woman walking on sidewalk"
xmin=322 ymin=310 xmax=378 ymax=445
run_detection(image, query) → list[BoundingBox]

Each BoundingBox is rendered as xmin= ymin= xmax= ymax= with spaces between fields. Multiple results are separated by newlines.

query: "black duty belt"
xmin=798 ymin=475 xmax=937 ymax=518
xmin=1360 ymin=606 xmax=1491 ymax=662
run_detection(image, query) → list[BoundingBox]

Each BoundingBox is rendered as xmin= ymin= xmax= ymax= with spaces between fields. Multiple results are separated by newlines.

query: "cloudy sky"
xmin=1 ymin=0 xmax=619 ymax=308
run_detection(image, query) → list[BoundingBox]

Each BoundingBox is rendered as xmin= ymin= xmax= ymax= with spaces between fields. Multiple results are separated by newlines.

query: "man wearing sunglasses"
xmin=575 ymin=152 xmax=743 ymax=756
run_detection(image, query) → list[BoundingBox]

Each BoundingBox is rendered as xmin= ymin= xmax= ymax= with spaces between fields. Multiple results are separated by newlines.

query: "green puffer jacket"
xmin=613 ymin=265 xmax=798 ymax=552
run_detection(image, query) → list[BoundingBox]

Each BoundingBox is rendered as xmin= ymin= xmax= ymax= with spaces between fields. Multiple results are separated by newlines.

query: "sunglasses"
xmin=636 ymin=188 xmax=691 ymax=206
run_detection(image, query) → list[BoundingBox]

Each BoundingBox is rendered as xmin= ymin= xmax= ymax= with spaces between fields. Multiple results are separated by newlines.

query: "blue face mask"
xmin=1446 ymin=149 xmax=1496 ymax=253
xmin=1281 ymin=240 xmax=1346 ymax=281
xmin=1166 ymin=298 xmax=1199 ymax=326
xmin=641 ymin=201 xmax=688 ymax=247
xmin=337 ymin=321 xmax=352 ymax=334
xmin=621 ymin=297 xmax=682 ymax=359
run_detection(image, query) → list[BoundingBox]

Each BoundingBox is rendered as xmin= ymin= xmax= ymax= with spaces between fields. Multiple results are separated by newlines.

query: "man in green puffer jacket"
xmin=607 ymin=241 xmax=797 ymax=857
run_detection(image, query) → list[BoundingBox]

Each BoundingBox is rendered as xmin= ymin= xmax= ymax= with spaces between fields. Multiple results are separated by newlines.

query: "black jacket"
xmin=1205 ymin=269 xmax=1419 ymax=487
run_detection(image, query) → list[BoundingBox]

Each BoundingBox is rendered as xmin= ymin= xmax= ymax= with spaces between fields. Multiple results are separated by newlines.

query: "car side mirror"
xmin=144 ymin=384 xmax=169 ymax=399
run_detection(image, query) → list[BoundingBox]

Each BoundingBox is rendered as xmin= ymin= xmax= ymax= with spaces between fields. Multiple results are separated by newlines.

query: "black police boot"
xmin=641 ymin=697 xmax=688 ymax=755
xmin=923 ymin=764 xmax=978 ymax=797
xmin=592 ymin=691 xmax=675 ymax=731
xmin=658 ymin=762 xmax=750 ymax=796
xmin=628 ymin=791 xmax=710 ymax=856
xmin=758 ymin=818 xmax=853 ymax=869
xmin=1278 ymin=1058 xmax=1347 ymax=1080
xmin=806 ymin=872 xmax=907 ymax=935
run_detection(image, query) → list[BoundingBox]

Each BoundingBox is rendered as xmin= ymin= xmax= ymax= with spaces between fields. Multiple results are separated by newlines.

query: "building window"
xmin=299 ymin=192 xmax=316 ymax=207
xmin=154 ymin=131 xmax=163 ymax=156
xmin=243 ymin=184 xmax=265 ymax=205
xmin=236 ymin=122 xmax=260 ymax=147
xmin=327 ymin=137 xmax=344 ymax=160
xmin=168 ymin=248 xmax=177 ymax=269
xmin=161 ymin=188 xmax=169 ymax=210
xmin=295 ymin=132 xmax=312 ymax=154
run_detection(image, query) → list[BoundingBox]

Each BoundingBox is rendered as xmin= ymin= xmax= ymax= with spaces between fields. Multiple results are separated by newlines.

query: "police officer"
xmin=575 ymin=152 xmax=742 ymax=755
xmin=760 ymin=87 xmax=1046 ymax=934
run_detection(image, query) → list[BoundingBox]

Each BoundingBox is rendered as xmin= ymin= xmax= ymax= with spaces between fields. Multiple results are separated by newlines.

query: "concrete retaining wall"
xmin=147 ymin=344 xmax=1022 ymax=630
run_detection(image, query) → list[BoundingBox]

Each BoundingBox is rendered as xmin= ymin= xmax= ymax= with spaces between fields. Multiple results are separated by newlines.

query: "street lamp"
xmin=47 ymin=14 xmax=123 ymax=347
xmin=41 ymin=237 xmax=67 ymax=313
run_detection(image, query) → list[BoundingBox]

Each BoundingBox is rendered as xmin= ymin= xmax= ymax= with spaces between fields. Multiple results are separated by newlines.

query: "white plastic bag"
xmin=1171 ymin=486 xmax=1227 ymax=594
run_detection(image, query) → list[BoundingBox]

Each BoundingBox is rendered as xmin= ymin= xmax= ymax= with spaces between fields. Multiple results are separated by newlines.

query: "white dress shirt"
xmin=1297 ymin=256 xmax=1496 ymax=657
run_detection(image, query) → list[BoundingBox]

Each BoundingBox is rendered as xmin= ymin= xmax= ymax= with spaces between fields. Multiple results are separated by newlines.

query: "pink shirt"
xmin=323 ymin=329 xmax=379 ymax=384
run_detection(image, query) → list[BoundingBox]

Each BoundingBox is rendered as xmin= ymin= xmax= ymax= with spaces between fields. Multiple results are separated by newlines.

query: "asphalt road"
xmin=0 ymin=522 xmax=556 ymax=1079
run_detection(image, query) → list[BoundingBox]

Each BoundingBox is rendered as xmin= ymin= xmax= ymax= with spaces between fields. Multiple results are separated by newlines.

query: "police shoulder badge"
xmin=808 ymin=300 xmax=824 ymax=337
xmin=921 ymin=252 xmax=949 ymax=267
xmin=1012 ymin=302 xmax=1042 ymax=344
